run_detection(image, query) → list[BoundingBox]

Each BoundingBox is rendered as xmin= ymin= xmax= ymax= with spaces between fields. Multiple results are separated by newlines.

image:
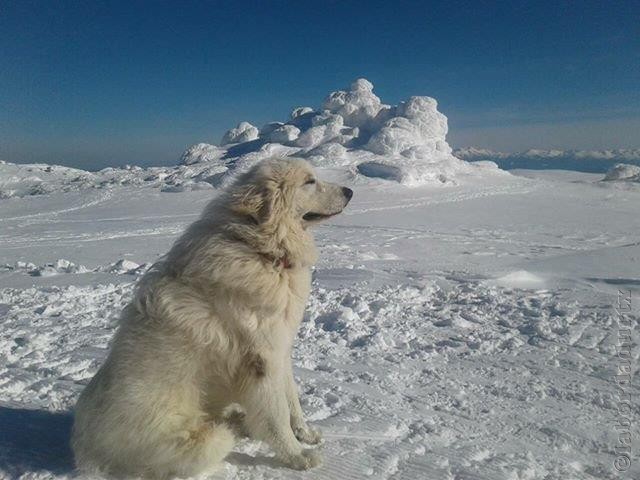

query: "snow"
xmin=322 ymin=78 xmax=384 ymax=131
xmin=1 ymin=167 xmax=638 ymax=479
xmin=603 ymin=163 xmax=640 ymax=182
xmin=0 ymin=163 xmax=94 ymax=199
xmin=220 ymin=121 xmax=260 ymax=145
xmin=366 ymin=96 xmax=450 ymax=157
xmin=490 ymin=270 xmax=546 ymax=289
xmin=180 ymin=143 xmax=226 ymax=166
xmin=266 ymin=124 xmax=301 ymax=143
xmin=204 ymin=78 xmax=503 ymax=185
xmin=0 ymin=80 xmax=506 ymax=201
xmin=291 ymin=107 xmax=314 ymax=119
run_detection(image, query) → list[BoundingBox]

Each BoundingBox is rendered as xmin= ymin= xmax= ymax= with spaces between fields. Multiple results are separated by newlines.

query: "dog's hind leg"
xmin=145 ymin=421 xmax=235 ymax=479
xmin=237 ymin=352 xmax=321 ymax=470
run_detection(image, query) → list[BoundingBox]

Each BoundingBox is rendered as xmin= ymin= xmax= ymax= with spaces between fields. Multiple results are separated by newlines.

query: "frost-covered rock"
xmin=27 ymin=259 xmax=89 ymax=276
xmin=259 ymin=122 xmax=284 ymax=137
xmin=0 ymin=162 xmax=96 ymax=199
xmin=311 ymin=112 xmax=344 ymax=128
xmin=105 ymin=259 xmax=145 ymax=275
xmin=160 ymin=180 xmax=215 ymax=193
xmin=220 ymin=121 xmax=259 ymax=145
xmin=294 ymin=125 xmax=333 ymax=149
xmin=1 ymin=78 xmax=504 ymax=195
xmin=180 ymin=143 xmax=225 ymax=165
xmin=397 ymin=96 xmax=449 ymax=143
xmin=365 ymin=117 xmax=417 ymax=156
xmin=291 ymin=107 xmax=314 ymax=119
xmin=603 ymin=163 xmax=640 ymax=182
xmin=322 ymin=78 xmax=385 ymax=131
xmin=294 ymin=112 xmax=357 ymax=149
xmin=172 ymin=77 xmax=481 ymax=186
xmin=302 ymin=142 xmax=349 ymax=166
xmin=366 ymin=96 xmax=450 ymax=158
xmin=267 ymin=125 xmax=301 ymax=143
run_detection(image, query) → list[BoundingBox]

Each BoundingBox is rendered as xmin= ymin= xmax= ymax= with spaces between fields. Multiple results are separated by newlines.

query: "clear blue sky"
xmin=1 ymin=0 xmax=639 ymax=169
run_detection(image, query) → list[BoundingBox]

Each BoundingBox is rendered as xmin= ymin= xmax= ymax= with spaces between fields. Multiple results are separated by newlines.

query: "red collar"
xmin=279 ymin=256 xmax=292 ymax=269
xmin=260 ymin=252 xmax=292 ymax=269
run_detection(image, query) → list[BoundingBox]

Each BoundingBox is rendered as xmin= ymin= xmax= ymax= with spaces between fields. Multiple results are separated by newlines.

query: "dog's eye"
xmin=304 ymin=178 xmax=316 ymax=185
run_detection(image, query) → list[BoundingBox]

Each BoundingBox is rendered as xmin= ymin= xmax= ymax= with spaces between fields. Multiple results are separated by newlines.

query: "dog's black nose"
xmin=342 ymin=187 xmax=353 ymax=201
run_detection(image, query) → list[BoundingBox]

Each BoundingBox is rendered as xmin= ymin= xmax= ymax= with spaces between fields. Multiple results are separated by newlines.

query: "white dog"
xmin=71 ymin=158 xmax=353 ymax=478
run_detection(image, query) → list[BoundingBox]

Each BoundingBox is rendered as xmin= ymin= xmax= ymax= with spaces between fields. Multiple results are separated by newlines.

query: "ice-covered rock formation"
xmin=603 ymin=163 xmax=640 ymax=182
xmin=180 ymin=143 xmax=225 ymax=165
xmin=366 ymin=96 xmax=451 ymax=158
xmin=268 ymin=124 xmax=301 ymax=143
xmin=186 ymin=77 xmax=501 ymax=186
xmin=322 ymin=78 xmax=384 ymax=133
xmin=220 ymin=121 xmax=259 ymax=145
xmin=0 ymin=79 xmax=503 ymax=199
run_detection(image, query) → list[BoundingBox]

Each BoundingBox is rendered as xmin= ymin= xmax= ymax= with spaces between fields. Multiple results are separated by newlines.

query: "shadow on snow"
xmin=0 ymin=406 xmax=74 ymax=477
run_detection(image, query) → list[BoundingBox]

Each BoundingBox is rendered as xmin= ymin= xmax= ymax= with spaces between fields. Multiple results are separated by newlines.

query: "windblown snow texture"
xmin=0 ymin=80 xmax=637 ymax=480
xmin=0 ymin=168 xmax=638 ymax=479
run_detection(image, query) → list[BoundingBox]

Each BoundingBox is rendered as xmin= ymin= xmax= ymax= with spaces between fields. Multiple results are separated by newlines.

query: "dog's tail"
xmin=166 ymin=422 xmax=236 ymax=478
xmin=73 ymin=421 xmax=235 ymax=478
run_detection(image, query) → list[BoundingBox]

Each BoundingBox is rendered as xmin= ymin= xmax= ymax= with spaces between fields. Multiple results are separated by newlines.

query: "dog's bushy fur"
xmin=71 ymin=158 xmax=352 ymax=478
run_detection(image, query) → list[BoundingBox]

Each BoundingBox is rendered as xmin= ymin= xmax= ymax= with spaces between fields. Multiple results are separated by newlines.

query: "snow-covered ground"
xmin=1 ymin=166 xmax=638 ymax=479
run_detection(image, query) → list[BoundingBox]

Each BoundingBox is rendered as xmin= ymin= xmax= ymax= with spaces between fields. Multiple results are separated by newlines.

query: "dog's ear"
xmin=261 ymin=179 xmax=287 ymax=226
xmin=229 ymin=183 xmax=264 ymax=223
xmin=229 ymin=179 xmax=282 ymax=225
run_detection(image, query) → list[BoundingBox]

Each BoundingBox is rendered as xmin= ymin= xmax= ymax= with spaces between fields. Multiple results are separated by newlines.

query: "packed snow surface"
xmin=1 ymin=167 xmax=638 ymax=479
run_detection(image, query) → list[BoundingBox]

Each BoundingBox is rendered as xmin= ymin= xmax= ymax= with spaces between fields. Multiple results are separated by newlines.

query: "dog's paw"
xmin=283 ymin=449 xmax=322 ymax=470
xmin=293 ymin=425 xmax=323 ymax=445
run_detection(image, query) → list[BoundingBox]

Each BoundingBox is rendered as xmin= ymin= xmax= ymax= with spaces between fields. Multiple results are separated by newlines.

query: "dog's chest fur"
xmin=281 ymin=266 xmax=312 ymax=328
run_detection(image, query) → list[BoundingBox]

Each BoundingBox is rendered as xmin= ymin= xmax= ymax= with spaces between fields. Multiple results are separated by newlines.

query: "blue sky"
xmin=1 ymin=0 xmax=639 ymax=169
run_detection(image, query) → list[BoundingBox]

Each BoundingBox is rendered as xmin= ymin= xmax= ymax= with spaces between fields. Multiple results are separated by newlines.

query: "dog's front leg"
xmin=238 ymin=352 xmax=322 ymax=470
xmin=284 ymin=356 xmax=322 ymax=445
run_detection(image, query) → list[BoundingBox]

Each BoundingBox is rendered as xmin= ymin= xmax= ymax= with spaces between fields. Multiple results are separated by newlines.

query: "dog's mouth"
xmin=302 ymin=211 xmax=340 ymax=222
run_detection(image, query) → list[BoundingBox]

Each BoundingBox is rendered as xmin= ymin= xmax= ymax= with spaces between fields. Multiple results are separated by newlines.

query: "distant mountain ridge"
xmin=454 ymin=147 xmax=640 ymax=161
xmin=453 ymin=147 xmax=640 ymax=173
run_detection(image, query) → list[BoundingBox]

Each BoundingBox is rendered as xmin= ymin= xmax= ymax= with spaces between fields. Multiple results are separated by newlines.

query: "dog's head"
xmin=228 ymin=158 xmax=353 ymax=228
